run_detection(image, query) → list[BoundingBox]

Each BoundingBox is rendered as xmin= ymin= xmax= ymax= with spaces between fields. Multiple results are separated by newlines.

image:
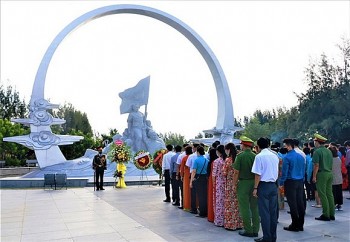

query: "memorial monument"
xmin=118 ymin=76 xmax=165 ymax=154
xmin=3 ymin=4 xmax=241 ymax=173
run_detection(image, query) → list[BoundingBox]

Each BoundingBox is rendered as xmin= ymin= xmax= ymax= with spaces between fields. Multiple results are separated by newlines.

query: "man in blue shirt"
xmin=279 ymin=138 xmax=306 ymax=232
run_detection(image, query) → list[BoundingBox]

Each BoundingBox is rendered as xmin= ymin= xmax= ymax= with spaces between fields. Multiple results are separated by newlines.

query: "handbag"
xmin=194 ymin=158 xmax=207 ymax=181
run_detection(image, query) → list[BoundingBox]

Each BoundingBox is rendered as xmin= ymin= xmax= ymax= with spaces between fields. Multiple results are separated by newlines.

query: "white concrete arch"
xmin=30 ymin=4 xmax=235 ymax=131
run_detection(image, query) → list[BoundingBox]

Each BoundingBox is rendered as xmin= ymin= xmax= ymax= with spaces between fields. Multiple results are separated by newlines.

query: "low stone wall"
xmin=0 ymin=167 xmax=38 ymax=177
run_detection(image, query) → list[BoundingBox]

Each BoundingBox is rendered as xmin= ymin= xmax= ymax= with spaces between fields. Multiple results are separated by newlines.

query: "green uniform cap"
xmin=240 ymin=136 xmax=254 ymax=146
xmin=314 ymin=133 xmax=327 ymax=143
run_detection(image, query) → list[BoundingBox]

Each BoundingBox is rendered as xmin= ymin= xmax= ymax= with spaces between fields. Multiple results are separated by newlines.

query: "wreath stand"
xmin=139 ymin=170 xmax=150 ymax=187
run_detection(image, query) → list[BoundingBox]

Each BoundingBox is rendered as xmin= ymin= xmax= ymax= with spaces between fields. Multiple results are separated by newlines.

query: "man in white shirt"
xmin=186 ymin=143 xmax=199 ymax=213
xmin=252 ymin=137 xmax=279 ymax=242
xmin=162 ymin=144 xmax=175 ymax=202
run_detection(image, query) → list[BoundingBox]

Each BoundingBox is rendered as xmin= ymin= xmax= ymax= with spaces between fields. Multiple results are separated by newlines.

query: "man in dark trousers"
xmin=93 ymin=147 xmax=107 ymax=191
xmin=252 ymin=137 xmax=279 ymax=242
xmin=279 ymin=138 xmax=306 ymax=232
xmin=170 ymin=145 xmax=182 ymax=206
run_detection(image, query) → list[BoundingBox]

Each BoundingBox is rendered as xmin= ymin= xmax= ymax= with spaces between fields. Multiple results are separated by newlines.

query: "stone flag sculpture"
xmin=119 ymin=76 xmax=150 ymax=116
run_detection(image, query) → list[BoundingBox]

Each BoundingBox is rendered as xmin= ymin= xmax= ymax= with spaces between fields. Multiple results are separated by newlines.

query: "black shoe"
xmin=195 ymin=214 xmax=206 ymax=218
xmin=178 ymin=206 xmax=183 ymax=209
xmin=239 ymin=231 xmax=254 ymax=237
xmin=100 ymin=188 xmax=105 ymax=190
xmin=96 ymin=188 xmax=100 ymax=191
xmin=255 ymin=238 xmax=268 ymax=242
xmin=163 ymin=199 xmax=171 ymax=202
xmin=189 ymin=210 xmax=198 ymax=214
xmin=283 ymin=226 xmax=299 ymax=232
xmin=172 ymin=202 xmax=180 ymax=206
xmin=315 ymin=215 xmax=330 ymax=221
xmin=330 ymin=215 xmax=335 ymax=220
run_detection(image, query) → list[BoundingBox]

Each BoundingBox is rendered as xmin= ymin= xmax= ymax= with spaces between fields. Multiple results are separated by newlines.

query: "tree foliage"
xmin=0 ymin=84 xmax=27 ymax=120
xmin=59 ymin=129 xmax=97 ymax=160
xmin=295 ymin=40 xmax=350 ymax=143
xmin=159 ymin=132 xmax=188 ymax=146
xmin=52 ymin=103 xmax=92 ymax=135
xmin=241 ymin=38 xmax=350 ymax=144
xmin=0 ymin=119 xmax=29 ymax=166
xmin=100 ymin=128 xmax=119 ymax=144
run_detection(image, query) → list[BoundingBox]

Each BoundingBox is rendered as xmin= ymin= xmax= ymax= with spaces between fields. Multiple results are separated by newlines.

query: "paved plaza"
xmin=1 ymin=185 xmax=350 ymax=242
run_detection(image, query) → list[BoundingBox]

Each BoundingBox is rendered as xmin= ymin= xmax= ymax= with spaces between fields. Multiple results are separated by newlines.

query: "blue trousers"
xmin=257 ymin=181 xmax=278 ymax=242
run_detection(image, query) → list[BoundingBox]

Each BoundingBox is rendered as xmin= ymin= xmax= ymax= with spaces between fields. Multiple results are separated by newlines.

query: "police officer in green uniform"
xmin=233 ymin=136 xmax=259 ymax=238
xmin=312 ymin=133 xmax=335 ymax=221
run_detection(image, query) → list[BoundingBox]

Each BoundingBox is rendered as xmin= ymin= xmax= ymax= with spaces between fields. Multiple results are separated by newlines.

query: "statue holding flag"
xmin=127 ymin=104 xmax=146 ymax=152
xmin=119 ymin=76 xmax=165 ymax=154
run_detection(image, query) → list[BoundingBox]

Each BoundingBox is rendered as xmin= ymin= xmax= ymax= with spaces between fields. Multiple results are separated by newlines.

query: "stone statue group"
xmin=113 ymin=77 xmax=165 ymax=155
xmin=120 ymin=104 xmax=165 ymax=155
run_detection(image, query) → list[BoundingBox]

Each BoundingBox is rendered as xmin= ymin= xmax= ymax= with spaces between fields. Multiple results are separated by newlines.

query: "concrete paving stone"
xmin=24 ymin=208 xmax=61 ymax=216
xmin=0 ymin=235 xmax=21 ymax=242
xmin=57 ymin=207 xmax=92 ymax=214
xmin=21 ymin=230 xmax=71 ymax=242
xmin=54 ymin=200 xmax=87 ymax=206
xmin=22 ymin=217 xmax=64 ymax=228
xmin=24 ymin=206 xmax=58 ymax=214
xmin=22 ymin=212 xmax=63 ymax=222
xmin=65 ymin=219 xmax=108 ymax=230
xmin=22 ymin=222 xmax=67 ymax=235
xmin=1 ymin=187 xmax=350 ymax=241
xmin=0 ymin=221 xmax=23 ymax=230
xmin=68 ymin=224 xmax=116 ymax=238
xmin=1 ymin=211 xmax=24 ymax=218
xmin=60 ymin=210 xmax=99 ymax=221
xmin=48 ymin=239 xmax=74 ymax=242
xmin=1 ymin=215 xmax=23 ymax=223
xmin=110 ymin=222 xmax=145 ymax=232
xmin=72 ymin=232 xmax=125 ymax=242
xmin=122 ymin=227 xmax=166 ymax=241
xmin=1 ymin=226 xmax=22 ymax=237
xmin=98 ymin=211 xmax=130 ymax=221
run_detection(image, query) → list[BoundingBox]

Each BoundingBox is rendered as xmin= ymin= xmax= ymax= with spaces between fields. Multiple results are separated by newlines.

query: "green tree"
xmin=159 ymin=132 xmax=188 ymax=146
xmin=59 ymin=129 xmax=97 ymax=160
xmin=0 ymin=119 xmax=29 ymax=166
xmin=0 ymin=84 xmax=27 ymax=120
xmin=100 ymin=128 xmax=119 ymax=145
xmin=242 ymin=117 xmax=271 ymax=141
xmin=53 ymin=103 xmax=92 ymax=135
xmin=296 ymin=39 xmax=350 ymax=143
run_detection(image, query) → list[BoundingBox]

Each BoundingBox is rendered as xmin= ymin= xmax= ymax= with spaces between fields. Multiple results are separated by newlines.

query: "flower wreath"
xmin=133 ymin=150 xmax=152 ymax=170
xmin=107 ymin=140 xmax=131 ymax=164
xmin=152 ymin=148 xmax=167 ymax=175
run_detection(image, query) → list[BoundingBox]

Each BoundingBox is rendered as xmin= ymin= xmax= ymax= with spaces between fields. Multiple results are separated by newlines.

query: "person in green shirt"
xmin=312 ymin=133 xmax=335 ymax=221
xmin=233 ymin=136 xmax=259 ymax=238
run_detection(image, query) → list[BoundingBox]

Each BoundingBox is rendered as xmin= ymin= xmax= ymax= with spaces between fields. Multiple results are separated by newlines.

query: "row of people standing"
xmin=162 ymin=139 xmax=255 ymax=236
xmin=161 ymin=133 xmax=347 ymax=242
